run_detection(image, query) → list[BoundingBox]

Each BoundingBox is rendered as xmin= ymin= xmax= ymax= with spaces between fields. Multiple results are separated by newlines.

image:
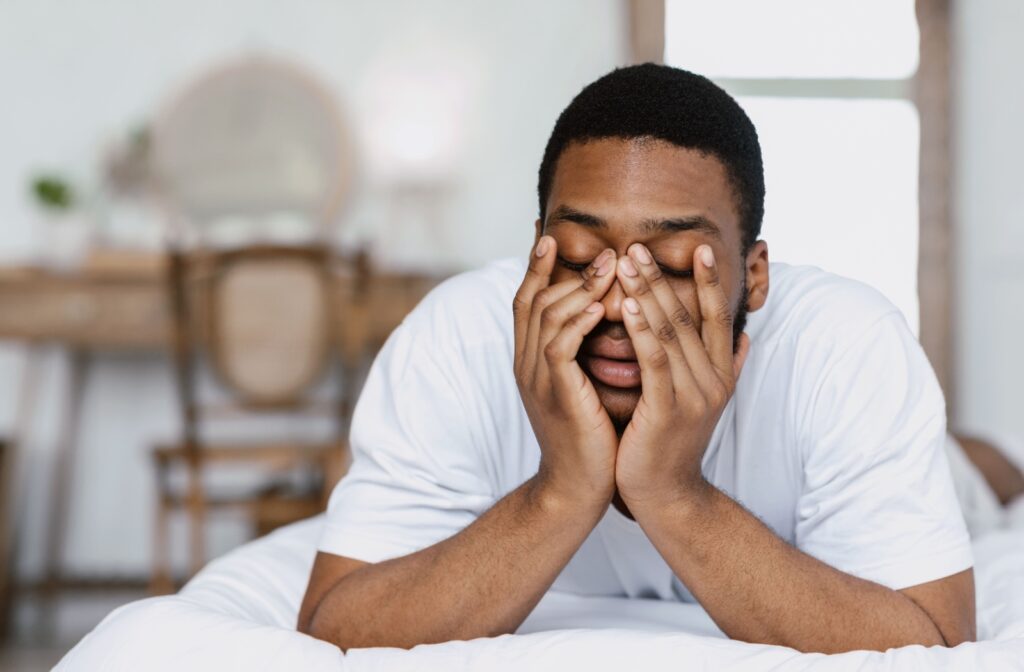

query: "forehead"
xmin=545 ymin=138 xmax=741 ymax=245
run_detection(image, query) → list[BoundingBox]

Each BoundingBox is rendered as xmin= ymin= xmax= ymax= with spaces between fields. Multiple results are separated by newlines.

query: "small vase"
xmin=38 ymin=211 xmax=94 ymax=273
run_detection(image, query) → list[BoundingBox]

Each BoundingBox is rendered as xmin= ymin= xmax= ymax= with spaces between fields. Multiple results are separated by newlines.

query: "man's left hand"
xmin=613 ymin=243 xmax=750 ymax=508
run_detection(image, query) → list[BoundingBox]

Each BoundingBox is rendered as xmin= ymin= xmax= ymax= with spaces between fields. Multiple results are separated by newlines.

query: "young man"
xmin=298 ymin=64 xmax=975 ymax=653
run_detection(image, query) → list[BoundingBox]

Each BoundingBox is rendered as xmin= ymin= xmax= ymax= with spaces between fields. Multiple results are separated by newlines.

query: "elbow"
xmin=300 ymin=612 xmax=356 ymax=653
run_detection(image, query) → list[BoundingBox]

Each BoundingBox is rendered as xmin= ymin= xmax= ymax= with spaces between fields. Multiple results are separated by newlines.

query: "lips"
xmin=580 ymin=336 xmax=640 ymax=389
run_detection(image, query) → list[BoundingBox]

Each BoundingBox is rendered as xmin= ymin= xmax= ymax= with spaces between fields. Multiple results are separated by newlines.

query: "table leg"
xmin=43 ymin=349 xmax=90 ymax=600
xmin=0 ymin=344 xmax=44 ymax=638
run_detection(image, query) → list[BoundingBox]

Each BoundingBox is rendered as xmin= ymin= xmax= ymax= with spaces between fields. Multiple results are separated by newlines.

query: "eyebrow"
xmin=547 ymin=204 xmax=721 ymax=240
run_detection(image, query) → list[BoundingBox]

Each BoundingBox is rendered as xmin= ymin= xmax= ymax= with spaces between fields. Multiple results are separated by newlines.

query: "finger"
xmin=693 ymin=245 xmax=734 ymax=380
xmin=625 ymin=244 xmax=718 ymax=385
xmin=537 ymin=249 xmax=616 ymax=348
xmin=544 ymin=302 xmax=605 ymax=398
xmin=616 ymin=254 xmax=697 ymax=393
xmin=733 ymin=331 xmax=750 ymax=381
xmin=514 ymin=236 xmax=557 ymax=364
xmin=526 ymin=248 xmax=614 ymax=378
xmin=620 ymin=295 xmax=687 ymax=408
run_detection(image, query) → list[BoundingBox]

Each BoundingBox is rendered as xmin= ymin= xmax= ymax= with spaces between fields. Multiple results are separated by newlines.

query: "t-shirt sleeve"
xmin=317 ymin=300 xmax=499 ymax=563
xmin=795 ymin=310 xmax=973 ymax=590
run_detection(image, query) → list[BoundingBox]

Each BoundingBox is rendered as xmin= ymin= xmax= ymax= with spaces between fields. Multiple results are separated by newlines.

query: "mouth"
xmin=579 ymin=332 xmax=641 ymax=389
xmin=580 ymin=354 xmax=641 ymax=389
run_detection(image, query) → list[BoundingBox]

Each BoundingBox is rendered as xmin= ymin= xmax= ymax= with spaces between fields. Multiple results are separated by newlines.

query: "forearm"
xmin=629 ymin=484 xmax=945 ymax=654
xmin=307 ymin=477 xmax=603 ymax=650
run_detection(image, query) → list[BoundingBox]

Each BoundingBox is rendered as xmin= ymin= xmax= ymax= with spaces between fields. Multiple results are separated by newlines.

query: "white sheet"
xmin=57 ymin=515 xmax=1024 ymax=671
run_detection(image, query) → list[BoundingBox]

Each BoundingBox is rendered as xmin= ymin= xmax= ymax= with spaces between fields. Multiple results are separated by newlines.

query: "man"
xmin=298 ymin=64 xmax=975 ymax=653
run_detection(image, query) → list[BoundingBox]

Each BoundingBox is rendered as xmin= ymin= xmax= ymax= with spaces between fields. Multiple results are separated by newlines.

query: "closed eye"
xmin=657 ymin=263 xmax=694 ymax=280
xmin=558 ymin=255 xmax=693 ymax=279
xmin=557 ymin=256 xmax=590 ymax=273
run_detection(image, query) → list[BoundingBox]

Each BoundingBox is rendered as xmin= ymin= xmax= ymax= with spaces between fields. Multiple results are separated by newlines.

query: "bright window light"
xmin=741 ymin=97 xmax=920 ymax=333
xmin=665 ymin=0 xmax=919 ymax=79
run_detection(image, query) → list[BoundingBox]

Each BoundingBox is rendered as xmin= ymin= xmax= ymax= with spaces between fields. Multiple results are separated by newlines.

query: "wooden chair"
xmin=147 ymin=55 xmax=355 ymax=593
xmin=151 ymin=244 xmax=350 ymax=593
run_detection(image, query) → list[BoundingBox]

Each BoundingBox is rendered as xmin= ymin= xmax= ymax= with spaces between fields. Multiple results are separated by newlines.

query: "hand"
xmin=514 ymin=236 xmax=619 ymax=508
xmin=613 ymin=243 xmax=750 ymax=508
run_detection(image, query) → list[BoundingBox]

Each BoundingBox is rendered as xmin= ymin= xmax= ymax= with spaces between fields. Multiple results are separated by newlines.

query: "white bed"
xmin=57 ymin=510 xmax=1024 ymax=671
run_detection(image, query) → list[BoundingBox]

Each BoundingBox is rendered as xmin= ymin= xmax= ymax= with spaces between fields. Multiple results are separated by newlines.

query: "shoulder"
xmin=401 ymin=257 xmax=524 ymax=349
xmin=746 ymin=262 xmax=909 ymax=356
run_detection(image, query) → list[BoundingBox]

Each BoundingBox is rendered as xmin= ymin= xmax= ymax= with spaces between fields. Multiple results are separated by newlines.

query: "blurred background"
xmin=0 ymin=0 xmax=1021 ymax=668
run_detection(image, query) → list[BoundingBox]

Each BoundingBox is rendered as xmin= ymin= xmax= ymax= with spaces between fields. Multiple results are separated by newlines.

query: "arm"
xmin=613 ymin=242 xmax=975 ymax=653
xmin=299 ymin=477 xmax=604 ymax=650
xmin=628 ymin=482 xmax=975 ymax=653
xmin=299 ymin=236 xmax=622 ymax=650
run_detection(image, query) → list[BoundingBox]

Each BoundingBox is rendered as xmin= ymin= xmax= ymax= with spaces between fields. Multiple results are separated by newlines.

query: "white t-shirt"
xmin=319 ymin=259 xmax=972 ymax=600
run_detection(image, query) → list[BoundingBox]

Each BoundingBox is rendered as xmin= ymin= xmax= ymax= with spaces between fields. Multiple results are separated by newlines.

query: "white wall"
xmin=0 ymin=0 xmax=627 ymax=578
xmin=953 ymin=0 xmax=1024 ymax=455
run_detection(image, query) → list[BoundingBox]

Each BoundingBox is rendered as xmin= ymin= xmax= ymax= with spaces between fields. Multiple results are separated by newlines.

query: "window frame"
xmin=629 ymin=0 xmax=955 ymax=415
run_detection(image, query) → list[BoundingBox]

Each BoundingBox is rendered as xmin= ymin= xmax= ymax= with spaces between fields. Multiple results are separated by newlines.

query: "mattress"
xmin=57 ymin=507 xmax=1024 ymax=671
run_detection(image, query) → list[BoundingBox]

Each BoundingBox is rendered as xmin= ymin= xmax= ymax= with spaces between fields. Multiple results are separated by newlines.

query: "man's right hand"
xmin=513 ymin=235 xmax=619 ymax=509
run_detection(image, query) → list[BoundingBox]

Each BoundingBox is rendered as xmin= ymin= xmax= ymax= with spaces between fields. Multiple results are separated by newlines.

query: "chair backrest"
xmin=151 ymin=55 xmax=351 ymax=240
xmin=169 ymin=245 xmax=339 ymax=446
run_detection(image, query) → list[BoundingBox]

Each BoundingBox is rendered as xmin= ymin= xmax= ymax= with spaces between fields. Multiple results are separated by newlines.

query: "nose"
xmin=601 ymin=274 xmax=626 ymax=322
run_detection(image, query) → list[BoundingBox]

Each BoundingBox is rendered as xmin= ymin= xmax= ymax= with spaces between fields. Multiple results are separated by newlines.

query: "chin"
xmin=594 ymin=383 xmax=639 ymax=433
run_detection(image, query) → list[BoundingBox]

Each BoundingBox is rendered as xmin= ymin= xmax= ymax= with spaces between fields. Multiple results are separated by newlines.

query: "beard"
xmin=585 ymin=285 xmax=750 ymax=435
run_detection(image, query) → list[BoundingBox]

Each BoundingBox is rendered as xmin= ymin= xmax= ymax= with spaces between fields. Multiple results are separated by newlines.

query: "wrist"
xmin=620 ymin=473 xmax=715 ymax=518
xmin=529 ymin=470 xmax=612 ymax=519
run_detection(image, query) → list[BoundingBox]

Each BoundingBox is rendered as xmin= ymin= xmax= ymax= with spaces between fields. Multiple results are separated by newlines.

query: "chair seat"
xmin=153 ymin=441 xmax=342 ymax=465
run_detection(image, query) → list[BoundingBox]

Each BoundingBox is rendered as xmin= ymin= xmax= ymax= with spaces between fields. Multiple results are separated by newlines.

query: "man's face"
xmin=541 ymin=137 xmax=764 ymax=431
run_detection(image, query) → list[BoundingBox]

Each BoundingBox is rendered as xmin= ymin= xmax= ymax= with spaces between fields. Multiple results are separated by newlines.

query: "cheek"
xmin=550 ymin=267 xmax=577 ymax=284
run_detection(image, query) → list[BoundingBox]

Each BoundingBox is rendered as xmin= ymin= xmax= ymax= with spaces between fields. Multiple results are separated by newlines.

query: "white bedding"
xmin=57 ymin=510 xmax=1024 ymax=671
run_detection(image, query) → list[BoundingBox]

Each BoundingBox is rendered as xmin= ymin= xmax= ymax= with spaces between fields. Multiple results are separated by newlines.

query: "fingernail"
xmin=594 ymin=249 xmax=614 ymax=276
xmin=535 ymin=237 xmax=550 ymax=257
xmin=624 ymin=298 xmax=640 ymax=315
xmin=585 ymin=302 xmax=603 ymax=314
xmin=700 ymin=246 xmax=714 ymax=267
xmin=630 ymin=245 xmax=652 ymax=265
xmin=619 ymin=257 xmax=638 ymax=277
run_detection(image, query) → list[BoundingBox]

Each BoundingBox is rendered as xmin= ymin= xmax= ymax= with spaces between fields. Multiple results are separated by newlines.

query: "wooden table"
xmin=0 ymin=250 xmax=445 ymax=590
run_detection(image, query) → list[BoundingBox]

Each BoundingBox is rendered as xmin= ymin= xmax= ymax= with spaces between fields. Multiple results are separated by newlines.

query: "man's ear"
xmin=744 ymin=240 xmax=769 ymax=313
xmin=534 ymin=218 xmax=543 ymax=243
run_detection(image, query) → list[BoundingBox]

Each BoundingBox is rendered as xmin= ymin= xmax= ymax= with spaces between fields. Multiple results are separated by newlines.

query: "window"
xmin=665 ymin=0 xmax=921 ymax=333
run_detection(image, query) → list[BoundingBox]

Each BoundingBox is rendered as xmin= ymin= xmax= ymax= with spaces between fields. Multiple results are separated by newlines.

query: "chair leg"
xmin=185 ymin=462 xmax=206 ymax=579
xmin=149 ymin=495 xmax=173 ymax=595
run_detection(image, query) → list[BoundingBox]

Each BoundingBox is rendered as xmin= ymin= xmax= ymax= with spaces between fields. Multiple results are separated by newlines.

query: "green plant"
xmin=31 ymin=175 xmax=75 ymax=211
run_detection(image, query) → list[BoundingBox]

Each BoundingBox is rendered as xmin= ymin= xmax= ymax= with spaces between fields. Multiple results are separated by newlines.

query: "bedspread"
xmin=56 ymin=511 xmax=1024 ymax=671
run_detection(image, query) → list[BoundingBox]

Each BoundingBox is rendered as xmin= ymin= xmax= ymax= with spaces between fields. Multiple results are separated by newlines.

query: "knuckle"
xmin=708 ymin=385 xmax=728 ymax=409
xmin=633 ymin=281 xmax=652 ymax=297
xmin=655 ymin=321 xmax=677 ymax=344
xmin=512 ymin=294 xmax=530 ymax=316
xmin=542 ymin=340 xmax=561 ymax=362
xmin=648 ymin=265 xmax=667 ymax=285
xmin=671 ymin=306 xmax=694 ymax=328
xmin=540 ymin=305 xmax=558 ymax=327
xmin=535 ymin=287 xmax=555 ymax=308
xmin=648 ymin=348 xmax=670 ymax=369
xmin=686 ymin=396 xmax=708 ymax=416
xmin=567 ymin=311 xmax=588 ymax=329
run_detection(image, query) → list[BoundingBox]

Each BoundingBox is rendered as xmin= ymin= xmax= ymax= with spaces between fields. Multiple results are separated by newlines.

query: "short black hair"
xmin=538 ymin=63 xmax=765 ymax=252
